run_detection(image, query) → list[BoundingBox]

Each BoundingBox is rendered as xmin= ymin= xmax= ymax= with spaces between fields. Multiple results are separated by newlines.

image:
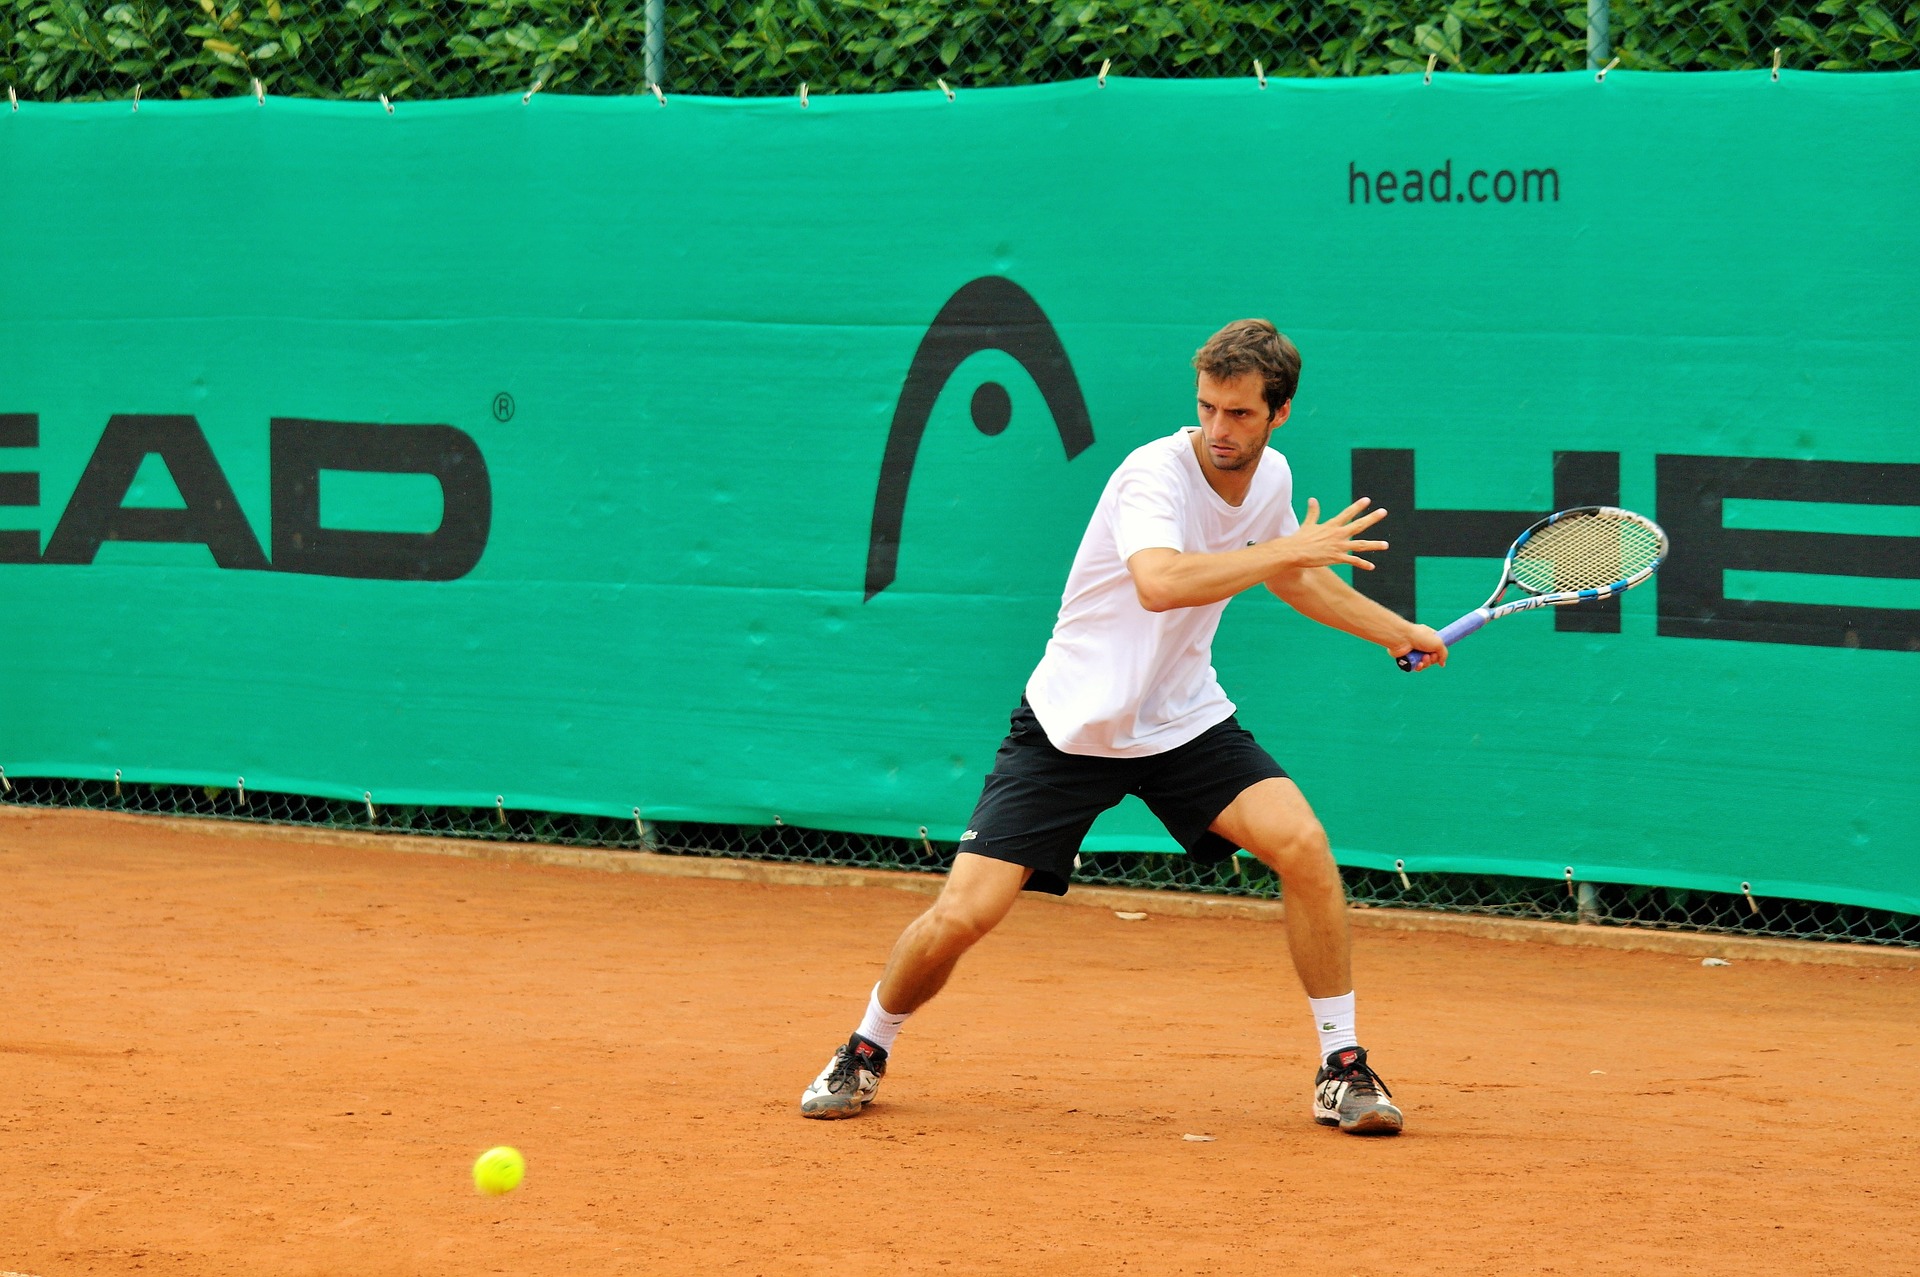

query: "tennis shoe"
xmin=799 ymin=1032 xmax=888 ymax=1119
xmin=1313 ymin=1045 xmax=1403 ymax=1135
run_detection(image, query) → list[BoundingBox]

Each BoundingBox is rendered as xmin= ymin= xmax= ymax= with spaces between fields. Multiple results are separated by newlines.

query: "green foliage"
xmin=1613 ymin=0 xmax=1919 ymax=68
xmin=671 ymin=0 xmax=1595 ymax=92
xmin=2 ymin=0 xmax=1914 ymax=102
xmin=6 ymin=0 xmax=645 ymax=100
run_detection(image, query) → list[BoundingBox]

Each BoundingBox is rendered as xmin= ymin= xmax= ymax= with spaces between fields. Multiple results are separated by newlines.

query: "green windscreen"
xmin=2 ymin=72 xmax=1915 ymax=915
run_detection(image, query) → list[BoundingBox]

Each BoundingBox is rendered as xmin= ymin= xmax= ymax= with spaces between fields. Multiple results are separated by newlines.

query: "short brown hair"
xmin=1193 ymin=319 xmax=1302 ymax=415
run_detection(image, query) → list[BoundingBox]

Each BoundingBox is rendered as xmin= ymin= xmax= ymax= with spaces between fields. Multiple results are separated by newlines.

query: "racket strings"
xmin=1511 ymin=513 xmax=1663 ymax=594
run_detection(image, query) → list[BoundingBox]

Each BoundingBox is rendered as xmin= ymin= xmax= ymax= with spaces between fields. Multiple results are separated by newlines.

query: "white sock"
xmin=855 ymin=983 xmax=910 ymax=1052
xmin=1308 ymin=991 xmax=1358 ymax=1060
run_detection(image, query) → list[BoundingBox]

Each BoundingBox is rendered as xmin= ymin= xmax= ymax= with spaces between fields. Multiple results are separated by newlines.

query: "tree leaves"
xmin=1 ymin=0 xmax=1912 ymax=103
xmin=1613 ymin=0 xmax=1916 ymax=69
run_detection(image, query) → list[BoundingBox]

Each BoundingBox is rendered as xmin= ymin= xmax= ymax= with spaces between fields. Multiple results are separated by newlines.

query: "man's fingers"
xmin=1332 ymin=496 xmax=1372 ymax=524
xmin=1345 ymin=555 xmax=1376 ymax=570
xmin=1302 ymin=496 xmax=1321 ymax=525
xmin=1405 ymin=632 xmax=1448 ymax=669
xmin=1349 ymin=507 xmax=1389 ymax=530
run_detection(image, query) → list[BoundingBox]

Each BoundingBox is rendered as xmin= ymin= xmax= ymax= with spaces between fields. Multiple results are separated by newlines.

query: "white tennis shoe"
xmin=800 ymin=1032 xmax=889 ymax=1119
xmin=1313 ymin=1045 xmax=1403 ymax=1135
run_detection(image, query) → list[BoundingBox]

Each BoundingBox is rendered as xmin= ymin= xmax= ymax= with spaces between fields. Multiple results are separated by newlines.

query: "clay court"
xmin=2 ymin=807 xmax=1915 ymax=1276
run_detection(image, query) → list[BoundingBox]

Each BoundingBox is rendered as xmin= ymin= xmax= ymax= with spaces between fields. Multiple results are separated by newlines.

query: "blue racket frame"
xmin=1398 ymin=505 xmax=1670 ymax=671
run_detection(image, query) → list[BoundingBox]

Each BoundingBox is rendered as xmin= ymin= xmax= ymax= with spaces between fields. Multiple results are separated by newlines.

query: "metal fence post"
xmin=646 ymin=0 xmax=666 ymax=90
xmin=1587 ymin=0 xmax=1611 ymax=70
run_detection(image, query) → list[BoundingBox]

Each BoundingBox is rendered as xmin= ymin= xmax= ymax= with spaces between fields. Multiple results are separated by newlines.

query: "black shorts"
xmin=957 ymin=700 xmax=1290 ymax=896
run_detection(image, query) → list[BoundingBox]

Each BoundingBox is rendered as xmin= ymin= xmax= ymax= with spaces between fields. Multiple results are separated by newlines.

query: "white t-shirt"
xmin=1025 ymin=427 xmax=1299 ymax=758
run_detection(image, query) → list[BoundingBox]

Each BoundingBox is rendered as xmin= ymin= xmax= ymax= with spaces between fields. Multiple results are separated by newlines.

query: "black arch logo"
xmin=864 ymin=276 xmax=1095 ymax=600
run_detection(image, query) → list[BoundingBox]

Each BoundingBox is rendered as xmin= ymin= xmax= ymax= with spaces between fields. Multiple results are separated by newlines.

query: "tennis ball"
xmin=472 ymin=1145 xmax=525 ymax=1196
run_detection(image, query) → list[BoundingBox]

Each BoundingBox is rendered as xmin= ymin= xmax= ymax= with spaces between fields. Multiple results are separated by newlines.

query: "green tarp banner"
xmin=3 ymin=73 xmax=1917 ymax=915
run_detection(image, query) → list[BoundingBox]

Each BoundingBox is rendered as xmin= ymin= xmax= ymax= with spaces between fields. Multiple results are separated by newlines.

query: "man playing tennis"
xmin=801 ymin=319 xmax=1447 ymax=1134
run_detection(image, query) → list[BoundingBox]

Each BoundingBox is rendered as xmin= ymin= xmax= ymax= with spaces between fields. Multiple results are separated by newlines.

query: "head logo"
xmin=863 ymin=276 xmax=1094 ymax=600
xmin=0 ymin=413 xmax=490 ymax=580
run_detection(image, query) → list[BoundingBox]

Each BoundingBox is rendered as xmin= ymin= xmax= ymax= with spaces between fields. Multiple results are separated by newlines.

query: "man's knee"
xmin=923 ymin=855 xmax=1027 ymax=947
xmin=922 ymin=895 xmax=1003 ymax=949
xmin=1249 ymin=820 xmax=1337 ymax=885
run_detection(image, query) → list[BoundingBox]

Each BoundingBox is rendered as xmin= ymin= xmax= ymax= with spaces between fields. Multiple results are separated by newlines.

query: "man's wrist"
xmin=1265 ymin=539 xmax=1306 ymax=575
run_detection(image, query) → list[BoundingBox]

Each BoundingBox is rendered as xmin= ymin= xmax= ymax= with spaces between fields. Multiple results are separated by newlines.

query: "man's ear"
xmin=1270 ymin=399 xmax=1293 ymax=428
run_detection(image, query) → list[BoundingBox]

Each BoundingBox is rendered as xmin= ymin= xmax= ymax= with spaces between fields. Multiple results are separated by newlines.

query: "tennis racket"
xmin=1398 ymin=506 xmax=1669 ymax=671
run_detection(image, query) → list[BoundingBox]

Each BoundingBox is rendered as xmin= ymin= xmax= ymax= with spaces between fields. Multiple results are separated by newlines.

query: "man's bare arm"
xmin=1267 ymin=564 xmax=1448 ymax=666
xmin=1126 ymin=497 xmax=1387 ymax=614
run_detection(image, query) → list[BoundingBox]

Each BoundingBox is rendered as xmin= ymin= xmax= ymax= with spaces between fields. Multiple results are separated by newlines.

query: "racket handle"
xmin=1397 ymin=610 xmax=1488 ymax=671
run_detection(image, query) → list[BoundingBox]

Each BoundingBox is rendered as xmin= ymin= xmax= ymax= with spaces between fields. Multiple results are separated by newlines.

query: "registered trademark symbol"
xmin=492 ymin=392 xmax=516 ymax=422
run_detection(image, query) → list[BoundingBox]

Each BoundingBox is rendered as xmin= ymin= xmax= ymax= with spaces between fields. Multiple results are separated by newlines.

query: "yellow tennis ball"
xmin=472 ymin=1146 xmax=525 ymax=1196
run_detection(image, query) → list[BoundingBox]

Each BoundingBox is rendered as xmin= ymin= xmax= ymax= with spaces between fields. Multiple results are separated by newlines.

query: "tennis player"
xmin=802 ymin=320 xmax=1447 ymax=1135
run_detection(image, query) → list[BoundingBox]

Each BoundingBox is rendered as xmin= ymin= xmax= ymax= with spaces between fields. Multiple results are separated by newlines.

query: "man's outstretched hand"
xmin=1284 ymin=496 xmax=1390 ymax=571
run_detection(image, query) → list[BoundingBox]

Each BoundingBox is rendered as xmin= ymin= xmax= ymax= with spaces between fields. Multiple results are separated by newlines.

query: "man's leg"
xmin=799 ymin=853 xmax=1031 ymax=1118
xmin=1210 ymin=777 xmax=1403 ymax=1136
xmin=1208 ymin=777 xmax=1349 ymax=998
xmin=878 ymin=852 xmax=1033 ymax=1013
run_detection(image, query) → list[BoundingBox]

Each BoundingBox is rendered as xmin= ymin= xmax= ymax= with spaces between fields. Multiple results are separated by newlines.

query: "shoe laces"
xmin=825 ymin=1039 xmax=883 ymax=1095
xmin=822 ymin=1045 xmax=865 ymax=1096
xmin=1328 ymin=1053 xmax=1393 ymax=1099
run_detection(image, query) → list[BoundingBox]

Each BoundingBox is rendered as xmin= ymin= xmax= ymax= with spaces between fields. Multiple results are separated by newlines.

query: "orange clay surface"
xmin=2 ymin=806 xmax=1916 ymax=1277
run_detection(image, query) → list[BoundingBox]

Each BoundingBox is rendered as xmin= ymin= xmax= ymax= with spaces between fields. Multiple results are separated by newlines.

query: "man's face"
xmin=1195 ymin=370 xmax=1288 ymax=472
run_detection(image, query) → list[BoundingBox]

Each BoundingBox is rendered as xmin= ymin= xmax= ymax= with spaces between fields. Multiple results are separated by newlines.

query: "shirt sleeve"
xmin=1270 ymin=455 xmax=1301 ymax=539
xmin=1112 ymin=458 xmax=1187 ymax=562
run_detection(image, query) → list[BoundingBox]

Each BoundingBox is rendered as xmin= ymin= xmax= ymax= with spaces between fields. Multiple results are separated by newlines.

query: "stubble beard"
xmin=1206 ymin=428 xmax=1272 ymax=473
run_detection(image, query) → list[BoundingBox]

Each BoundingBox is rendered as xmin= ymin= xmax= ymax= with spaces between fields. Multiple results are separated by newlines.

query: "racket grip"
xmin=1397 ymin=610 xmax=1488 ymax=671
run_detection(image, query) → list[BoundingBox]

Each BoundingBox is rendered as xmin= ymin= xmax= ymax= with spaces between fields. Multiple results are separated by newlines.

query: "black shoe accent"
xmin=1322 ymin=1045 xmax=1392 ymax=1101
xmin=841 ymin=1032 xmax=888 ymax=1084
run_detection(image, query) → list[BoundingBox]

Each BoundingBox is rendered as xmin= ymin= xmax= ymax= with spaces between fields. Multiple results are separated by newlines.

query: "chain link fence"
xmin=4 ymin=776 xmax=1914 ymax=947
xmin=5 ymin=0 xmax=1915 ymax=104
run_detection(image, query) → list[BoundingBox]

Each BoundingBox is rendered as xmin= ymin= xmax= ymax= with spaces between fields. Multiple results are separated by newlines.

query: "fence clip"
xmin=1564 ymin=865 xmax=1577 ymax=897
xmin=253 ymin=77 xmax=264 ymax=105
xmin=1595 ymin=56 xmax=1620 ymax=82
xmin=1740 ymin=880 xmax=1761 ymax=916
xmin=799 ymin=82 xmax=809 ymax=108
xmin=379 ymin=93 xmax=393 ymax=114
xmin=1395 ymin=858 xmax=1411 ymax=890
xmin=633 ymin=805 xmax=646 ymax=839
xmin=650 ymin=83 xmax=665 ymax=106
xmin=364 ymin=790 xmax=377 ymax=821
xmin=0 ymin=765 xmax=11 ymax=793
xmin=1254 ymin=59 xmax=1266 ymax=89
xmin=495 ymin=794 xmax=508 ymax=827
xmin=937 ymin=78 xmax=954 ymax=101
xmin=237 ymin=776 xmax=247 ymax=805
xmin=132 ymin=84 xmax=140 ymax=113
xmin=522 ymin=78 xmax=543 ymax=105
xmin=774 ymin=814 xmax=784 ymax=827
xmin=919 ymin=825 xmax=934 ymax=857
xmin=1425 ymin=54 xmax=1437 ymax=84
xmin=1771 ymin=48 xmax=1781 ymax=82
xmin=1098 ymin=59 xmax=1110 ymax=88
xmin=11 ymin=86 xmax=21 ymax=112
xmin=114 ymin=768 xmax=123 ymax=797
